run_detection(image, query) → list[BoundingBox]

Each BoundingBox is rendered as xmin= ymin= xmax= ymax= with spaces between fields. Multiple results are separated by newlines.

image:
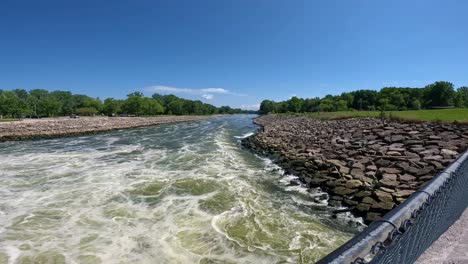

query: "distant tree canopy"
xmin=259 ymin=81 xmax=467 ymax=114
xmin=0 ymin=89 xmax=254 ymax=118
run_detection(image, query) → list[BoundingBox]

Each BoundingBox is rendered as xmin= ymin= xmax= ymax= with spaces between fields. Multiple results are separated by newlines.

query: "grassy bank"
xmin=285 ymin=108 xmax=468 ymax=122
xmin=0 ymin=118 xmax=20 ymax=122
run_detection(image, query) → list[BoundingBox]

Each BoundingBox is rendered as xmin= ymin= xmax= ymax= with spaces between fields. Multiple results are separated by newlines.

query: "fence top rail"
xmin=318 ymin=151 xmax=468 ymax=264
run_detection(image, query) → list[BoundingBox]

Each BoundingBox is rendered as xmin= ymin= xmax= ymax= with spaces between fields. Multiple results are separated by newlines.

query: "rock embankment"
xmin=0 ymin=116 xmax=211 ymax=141
xmin=242 ymin=115 xmax=468 ymax=223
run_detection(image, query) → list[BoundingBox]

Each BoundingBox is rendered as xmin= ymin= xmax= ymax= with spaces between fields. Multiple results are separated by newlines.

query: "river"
xmin=0 ymin=115 xmax=360 ymax=264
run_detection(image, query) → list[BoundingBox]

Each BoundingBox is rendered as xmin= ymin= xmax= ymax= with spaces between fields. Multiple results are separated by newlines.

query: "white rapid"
xmin=0 ymin=115 xmax=360 ymax=264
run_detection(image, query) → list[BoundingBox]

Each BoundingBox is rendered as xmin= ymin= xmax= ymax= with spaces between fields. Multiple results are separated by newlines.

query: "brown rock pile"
xmin=242 ymin=115 xmax=468 ymax=223
xmin=0 ymin=116 xmax=210 ymax=141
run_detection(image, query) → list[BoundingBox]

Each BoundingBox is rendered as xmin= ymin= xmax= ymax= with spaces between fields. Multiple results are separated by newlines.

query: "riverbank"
xmin=242 ymin=114 xmax=468 ymax=223
xmin=0 ymin=116 xmax=213 ymax=141
xmin=281 ymin=108 xmax=468 ymax=123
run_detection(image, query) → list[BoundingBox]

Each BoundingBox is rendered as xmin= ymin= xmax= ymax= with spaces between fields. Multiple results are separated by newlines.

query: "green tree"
xmin=287 ymin=97 xmax=303 ymax=113
xmin=378 ymin=98 xmax=390 ymax=111
xmin=12 ymin=89 xmax=29 ymax=101
xmin=141 ymin=97 xmax=164 ymax=115
xmin=335 ymin=100 xmax=348 ymax=111
xmin=340 ymin=92 xmax=354 ymax=109
xmin=122 ymin=92 xmax=144 ymax=115
xmin=0 ymin=91 xmax=28 ymax=117
xmin=219 ymin=106 xmax=235 ymax=114
xmin=302 ymin=98 xmax=320 ymax=112
xmin=411 ymin=99 xmax=422 ymax=110
xmin=319 ymin=99 xmax=334 ymax=112
xmin=40 ymin=96 xmax=62 ymax=116
xmin=455 ymin=86 xmax=468 ymax=108
xmin=259 ymin=100 xmax=277 ymax=114
xmin=166 ymin=99 xmax=184 ymax=115
xmin=378 ymin=88 xmax=406 ymax=110
xmin=351 ymin=90 xmax=378 ymax=110
xmin=103 ymin=98 xmax=122 ymax=116
xmin=1 ymin=89 xmax=231 ymax=118
xmin=183 ymin=100 xmax=203 ymax=115
xmin=423 ymin=81 xmax=456 ymax=107
xmin=50 ymin=91 xmax=74 ymax=115
xmin=77 ymin=107 xmax=98 ymax=116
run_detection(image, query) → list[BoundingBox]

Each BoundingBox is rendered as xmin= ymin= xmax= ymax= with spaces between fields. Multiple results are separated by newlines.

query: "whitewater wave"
xmin=234 ymin=132 xmax=254 ymax=139
xmin=0 ymin=115 xmax=359 ymax=263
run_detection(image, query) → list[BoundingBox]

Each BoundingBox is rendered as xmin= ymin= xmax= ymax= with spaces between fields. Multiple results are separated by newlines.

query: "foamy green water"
xmin=0 ymin=115 xmax=360 ymax=263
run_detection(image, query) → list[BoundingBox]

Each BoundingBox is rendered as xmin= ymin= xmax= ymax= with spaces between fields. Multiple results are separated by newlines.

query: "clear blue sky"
xmin=1 ymin=0 xmax=467 ymax=110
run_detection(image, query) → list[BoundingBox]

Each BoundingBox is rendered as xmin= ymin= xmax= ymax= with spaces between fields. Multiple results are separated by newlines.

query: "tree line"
xmin=0 ymin=89 xmax=254 ymax=118
xmin=259 ymin=81 xmax=468 ymax=114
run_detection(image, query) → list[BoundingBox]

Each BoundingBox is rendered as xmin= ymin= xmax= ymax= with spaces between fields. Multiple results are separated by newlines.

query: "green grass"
xmin=286 ymin=108 xmax=468 ymax=123
xmin=0 ymin=118 xmax=20 ymax=122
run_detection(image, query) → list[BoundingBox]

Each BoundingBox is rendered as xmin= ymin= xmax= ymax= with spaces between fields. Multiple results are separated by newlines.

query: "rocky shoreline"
xmin=242 ymin=115 xmax=468 ymax=223
xmin=0 ymin=116 xmax=212 ymax=142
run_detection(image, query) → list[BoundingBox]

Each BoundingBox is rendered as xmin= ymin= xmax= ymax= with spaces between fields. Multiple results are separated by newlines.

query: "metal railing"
xmin=318 ymin=151 xmax=468 ymax=264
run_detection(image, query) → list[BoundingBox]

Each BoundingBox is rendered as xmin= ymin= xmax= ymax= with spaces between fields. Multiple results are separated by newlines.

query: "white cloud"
xmin=201 ymin=94 xmax=214 ymax=100
xmin=200 ymin=88 xmax=229 ymax=94
xmin=148 ymin=86 xmax=193 ymax=93
xmin=240 ymin=103 xmax=260 ymax=110
xmin=144 ymin=85 xmax=246 ymax=99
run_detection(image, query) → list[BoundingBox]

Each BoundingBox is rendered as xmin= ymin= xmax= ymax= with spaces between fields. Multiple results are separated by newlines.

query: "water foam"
xmin=0 ymin=115 xmax=359 ymax=263
xmin=233 ymin=132 xmax=254 ymax=139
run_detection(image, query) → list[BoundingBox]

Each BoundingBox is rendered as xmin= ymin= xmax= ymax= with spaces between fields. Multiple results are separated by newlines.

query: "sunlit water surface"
xmin=0 ymin=115 xmax=361 ymax=264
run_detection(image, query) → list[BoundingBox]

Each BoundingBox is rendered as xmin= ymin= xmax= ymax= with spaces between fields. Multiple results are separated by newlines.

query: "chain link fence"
xmin=318 ymin=151 xmax=468 ymax=264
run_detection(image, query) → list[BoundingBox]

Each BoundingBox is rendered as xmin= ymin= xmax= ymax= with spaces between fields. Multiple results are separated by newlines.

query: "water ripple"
xmin=0 ymin=115 xmax=361 ymax=264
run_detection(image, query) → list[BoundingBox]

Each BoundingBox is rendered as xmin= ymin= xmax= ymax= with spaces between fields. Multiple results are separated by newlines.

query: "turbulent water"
xmin=0 ymin=115 xmax=361 ymax=264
